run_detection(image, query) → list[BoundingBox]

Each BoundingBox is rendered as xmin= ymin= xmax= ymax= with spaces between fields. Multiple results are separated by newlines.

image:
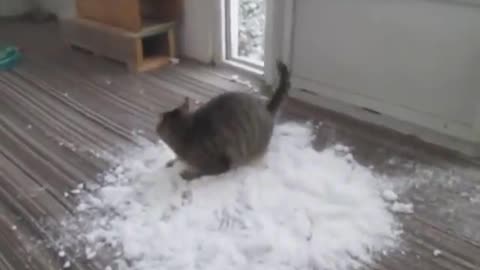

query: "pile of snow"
xmin=381 ymin=190 xmax=414 ymax=214
xmin=391 ymin=202 xmax=414 ymax=214
xmin=59 ymin=123 xmax=402 ymax=270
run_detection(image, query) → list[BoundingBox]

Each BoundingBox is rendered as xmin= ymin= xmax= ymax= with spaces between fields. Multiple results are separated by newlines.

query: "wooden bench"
xmin=61 ymin=18 xmax=176 ymax=72
xmin=61 ymin=0 xmax=181 ymax=72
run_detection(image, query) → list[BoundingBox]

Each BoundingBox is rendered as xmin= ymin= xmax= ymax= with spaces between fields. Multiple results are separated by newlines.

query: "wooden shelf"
xmin=134 ymin=19 xmax=175 ymax=38
xmin=61 ymin=18 xmax=176 ymax=72
xmin=63 ymin=0 xmax=181 ymax=72
xmin=76 ymin=0 xmax=182 ymax=32
xmin=137 ymin=56 xmax=170 ymax=72
xmin=66 ymin=17 xmax=174 ymax=38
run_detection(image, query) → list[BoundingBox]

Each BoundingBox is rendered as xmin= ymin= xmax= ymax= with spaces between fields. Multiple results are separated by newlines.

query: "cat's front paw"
xmin=165 ymin=158 xmax=177 ymax=168
xmin=180 ymin=169 xmax=198 ymax=181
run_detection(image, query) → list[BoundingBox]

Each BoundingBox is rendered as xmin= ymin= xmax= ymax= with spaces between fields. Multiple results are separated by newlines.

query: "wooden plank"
xmin=140 ymin=0 xmax=183 ymax=23
xmin=76 ymin=0 xmax=182 ymax=32
xmin=63 ymin=18 xmax=173 ymax=39
xmin=136 ymin=56 xmax=170 ymax=72
xmin=140 ymin=20 xmax=174 ymax=38
xmin=61 ymin=18 xmax=138 ymax=68
xmin=60 ymin=19 xmax=126 ymax=70
xmin=168 ymin=28 xmax=177 ymax=58
xmin=61 ymin=18 xmax=174 ymax=72
xmin=76 ymin=0 xmax=142 ymax=32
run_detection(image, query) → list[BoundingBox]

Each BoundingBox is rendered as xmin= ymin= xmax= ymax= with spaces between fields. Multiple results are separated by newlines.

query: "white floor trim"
xmin=290 ymin=88 xmax=480 ymax=158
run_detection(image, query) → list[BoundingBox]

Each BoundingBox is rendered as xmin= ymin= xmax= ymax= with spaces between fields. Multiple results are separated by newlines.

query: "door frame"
xmin=212 ymin=0 xmax=295 ymax=83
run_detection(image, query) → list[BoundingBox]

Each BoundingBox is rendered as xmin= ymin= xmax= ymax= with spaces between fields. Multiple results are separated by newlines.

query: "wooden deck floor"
xmin=1 ymin=20 xmax=480 ymax=270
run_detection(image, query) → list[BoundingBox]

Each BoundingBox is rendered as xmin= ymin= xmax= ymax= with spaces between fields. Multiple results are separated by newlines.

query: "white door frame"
xmin=212 ymin=0 xmax=295 ymax=83
xmin=263 ymin=0 xmax=295 ymax=85
xmin=281 ymin=0 xmax=295 ymax=67
xmin=474 ymin=104 xmax=480 ymax=141
xmin=213 ymin=0 xmax=226 ymax=65
xmin=213 ymin=0 xmax=264 ymax=76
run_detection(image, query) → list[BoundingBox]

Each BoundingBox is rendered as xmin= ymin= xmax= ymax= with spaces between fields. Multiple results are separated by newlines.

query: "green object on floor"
xmin=0 ymin=46 xmax=22 ymax=71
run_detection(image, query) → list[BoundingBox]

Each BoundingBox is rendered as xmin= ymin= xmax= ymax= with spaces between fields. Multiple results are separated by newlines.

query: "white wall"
xmin=178 ymin=0 xmax=215 ymax=63
xmin=289 ymin=0 xmax=480 ymax=147
xmin=264 ymin=0 xmax=289 ymax=84
xmin=35 ymin=0 xmax=75 ymax=17
xmin=475 ymin=99 xmax=480 ymax=136
xmin=31 ymin=0 xmax=214 ymax=62
xmin=0 ymin=0 xmax=31 ymax=16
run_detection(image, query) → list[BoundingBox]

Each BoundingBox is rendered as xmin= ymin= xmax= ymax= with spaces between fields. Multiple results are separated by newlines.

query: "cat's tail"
xmin=267 ymin=61 xmax=291 ymax=114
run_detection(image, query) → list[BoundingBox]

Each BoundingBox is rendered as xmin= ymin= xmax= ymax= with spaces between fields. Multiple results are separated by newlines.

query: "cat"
xmin=156 ymin=61 xmax=290 ymax=181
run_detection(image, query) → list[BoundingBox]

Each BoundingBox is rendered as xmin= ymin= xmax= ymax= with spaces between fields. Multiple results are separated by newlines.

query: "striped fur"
xmin=156 ymin=61 xmax=291 ymax=180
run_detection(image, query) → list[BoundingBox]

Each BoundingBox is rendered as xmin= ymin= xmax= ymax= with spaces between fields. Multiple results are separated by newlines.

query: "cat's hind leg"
xmin=165 ymin=158 xmax=178 ymax=168
xmin=180 ymin=155 xmax=231 ymax=181
xmin=179 ymin=167 xmax=202 ymax=181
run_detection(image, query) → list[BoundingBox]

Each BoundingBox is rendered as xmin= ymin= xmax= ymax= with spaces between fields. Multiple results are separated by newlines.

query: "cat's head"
xmin=156 ymin=97 xmax=191 ymax=140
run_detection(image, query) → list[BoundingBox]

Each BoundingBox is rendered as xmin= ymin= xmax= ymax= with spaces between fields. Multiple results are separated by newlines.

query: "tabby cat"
xmin=156 ymin=61 xmax=290 ymax=180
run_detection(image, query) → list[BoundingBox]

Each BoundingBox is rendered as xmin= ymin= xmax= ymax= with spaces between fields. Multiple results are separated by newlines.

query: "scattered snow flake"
xmin=169 ymin=58 xmax=180 ymax=64
xmin=391 ymin=202 xmax=414 ymax=214
xmin=114 ymin=166 xmax=125 ymax=175
xmin=333 ymin=144 xmax=350 ymax=152
xmin=85 ymin=247 xmax=96 ymax=260
xmin=76 ymin=203 xmax=88 ymax=212
xmin=382 ymin=190 xmax=398 ymax=202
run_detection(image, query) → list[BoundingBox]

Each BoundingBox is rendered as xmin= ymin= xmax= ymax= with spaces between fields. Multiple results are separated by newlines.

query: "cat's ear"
xmin=177 ymin=97 xmax=190 ymax=113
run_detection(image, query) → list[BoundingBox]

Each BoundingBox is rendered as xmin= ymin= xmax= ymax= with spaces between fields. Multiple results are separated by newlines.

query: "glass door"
xmin=224 ymin=0 xmax=266 ymax=71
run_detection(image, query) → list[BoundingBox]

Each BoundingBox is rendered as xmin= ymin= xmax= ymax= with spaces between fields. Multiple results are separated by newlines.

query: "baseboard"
xmin=290 ymin=88 xmax=480 ymax=158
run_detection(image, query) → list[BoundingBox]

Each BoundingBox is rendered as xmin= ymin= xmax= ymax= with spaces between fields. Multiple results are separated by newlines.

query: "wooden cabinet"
xmin=76 ymin=0 xmax=182 ymax=32
xmin=62 ymin=0 xmax=181 ymax=72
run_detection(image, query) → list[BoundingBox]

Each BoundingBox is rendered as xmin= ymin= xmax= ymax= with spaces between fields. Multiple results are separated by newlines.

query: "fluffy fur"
xmin=156 ymin=61 xmax=290 ymax=180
